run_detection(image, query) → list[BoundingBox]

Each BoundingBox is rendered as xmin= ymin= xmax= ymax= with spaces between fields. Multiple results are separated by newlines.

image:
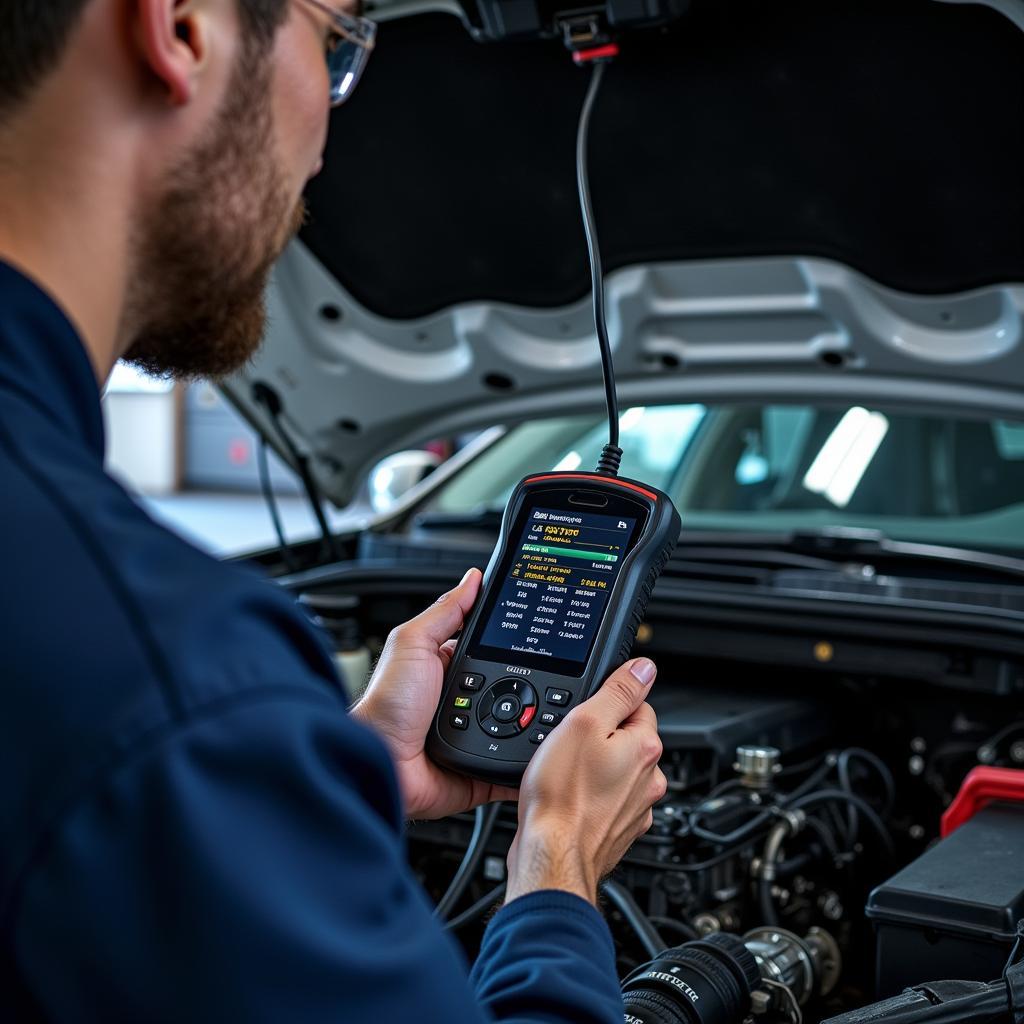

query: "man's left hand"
xmin=351 ymin=568 xmax=519 ymax=819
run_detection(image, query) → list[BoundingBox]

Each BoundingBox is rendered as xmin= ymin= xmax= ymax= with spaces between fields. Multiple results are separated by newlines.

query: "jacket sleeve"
xmin=471 ymin=891 xmax=625 ymax=1024
xmin=8 ymin=690 xmax=622 ymax=1024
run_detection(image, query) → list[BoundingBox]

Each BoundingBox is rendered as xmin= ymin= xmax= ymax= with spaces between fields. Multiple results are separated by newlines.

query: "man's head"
xmin=0 ymin=2 xmax=288 ymax=121
xmin=0 ymin=0 xmax=370 ymax=380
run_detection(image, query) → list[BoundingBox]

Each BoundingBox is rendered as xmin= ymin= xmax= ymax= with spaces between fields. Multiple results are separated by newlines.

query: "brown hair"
xmin=0 ymin=0 xmax=289 ymax=118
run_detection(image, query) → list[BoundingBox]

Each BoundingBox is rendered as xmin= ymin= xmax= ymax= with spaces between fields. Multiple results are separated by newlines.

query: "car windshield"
xmin=425 ymin=403 xmax=1024 ymax=553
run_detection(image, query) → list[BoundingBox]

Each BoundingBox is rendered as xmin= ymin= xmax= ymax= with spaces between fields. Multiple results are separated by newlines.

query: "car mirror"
xmin=369 ymin=450 xmax=443 ymax=512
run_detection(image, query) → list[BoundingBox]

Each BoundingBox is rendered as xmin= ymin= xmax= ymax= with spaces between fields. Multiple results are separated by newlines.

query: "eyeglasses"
xmin=297 ymin=0 xmax=377 ymax=107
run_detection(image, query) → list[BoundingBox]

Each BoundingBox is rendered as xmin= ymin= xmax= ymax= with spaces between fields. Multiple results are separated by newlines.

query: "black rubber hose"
xmin=803 ymin=814 xmax=842 ymax=862
xmin=837 ymin=746 xmax=897 ymax=839
xmin=784 ymin=756 xmax=836 ymax=801
xmin=435 ymin=803 xmax=502 ymax=921
xmin=648 ymin=915 xmax=700 ymax=943
xmin=446 ymin=882 xmax=507 ymax=932
xmin=788 ymin=789 xmax=895 ymax=859
xmin=688 ymin=806 xmax=775 ymax=847
xmin=600 ymin=879 xmax=665 ymax=960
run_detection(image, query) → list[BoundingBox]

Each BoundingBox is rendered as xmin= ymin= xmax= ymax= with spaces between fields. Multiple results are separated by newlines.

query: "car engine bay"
xmin=291 ymin=552 xmax=1024 ymax=1024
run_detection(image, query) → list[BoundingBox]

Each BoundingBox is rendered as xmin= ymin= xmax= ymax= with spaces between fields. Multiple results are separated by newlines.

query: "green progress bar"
xmin=521 ymin=544 xmax=619 ymax=563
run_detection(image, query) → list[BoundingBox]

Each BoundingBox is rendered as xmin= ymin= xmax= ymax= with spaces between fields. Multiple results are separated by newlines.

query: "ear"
xmin=135 ymin=0 xmax=208 ymax=107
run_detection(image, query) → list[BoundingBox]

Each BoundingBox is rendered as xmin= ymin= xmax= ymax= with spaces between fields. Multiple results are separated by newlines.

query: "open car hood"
xmin=222 ymin=0 xmax=1024 ymax=506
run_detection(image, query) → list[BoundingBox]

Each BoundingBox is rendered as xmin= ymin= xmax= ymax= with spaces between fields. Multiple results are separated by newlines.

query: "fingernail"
xmin=460 ymin=567 xmax=479 ymax=585
xmin=630 ymin=658 xmax=657 ymax=685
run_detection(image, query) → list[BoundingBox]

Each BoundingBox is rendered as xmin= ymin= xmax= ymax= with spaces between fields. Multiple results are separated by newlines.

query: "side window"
xmin=993 ymin=420 xmax=1024 ymax=461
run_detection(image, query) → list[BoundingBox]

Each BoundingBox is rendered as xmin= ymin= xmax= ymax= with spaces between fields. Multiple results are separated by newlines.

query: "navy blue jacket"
xmin=0 ymin=261 xmax=623 ymax=1023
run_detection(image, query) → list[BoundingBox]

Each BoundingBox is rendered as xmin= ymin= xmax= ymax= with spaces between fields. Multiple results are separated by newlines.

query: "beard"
xmin=122 ymin=40 xmax=306 ymax=381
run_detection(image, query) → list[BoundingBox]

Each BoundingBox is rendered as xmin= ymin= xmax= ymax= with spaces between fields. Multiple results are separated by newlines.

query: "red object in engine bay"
xmin=940 ymin=765 xmax=1024 ymax=837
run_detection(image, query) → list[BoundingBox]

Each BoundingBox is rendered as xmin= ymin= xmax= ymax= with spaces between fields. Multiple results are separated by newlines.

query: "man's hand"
xmin=351 ymin=568 xmax=518 ymax=819
xmin=505 ymin=658 xmax=666 ymax=906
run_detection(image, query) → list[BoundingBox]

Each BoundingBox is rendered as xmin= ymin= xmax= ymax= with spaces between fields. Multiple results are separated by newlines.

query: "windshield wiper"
xmin=673 ymin=527 xmax=1024 ymax=583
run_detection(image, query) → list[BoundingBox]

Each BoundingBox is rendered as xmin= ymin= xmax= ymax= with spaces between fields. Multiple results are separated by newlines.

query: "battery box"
xmin=866 ymin=802 xmax=1024 ymax=996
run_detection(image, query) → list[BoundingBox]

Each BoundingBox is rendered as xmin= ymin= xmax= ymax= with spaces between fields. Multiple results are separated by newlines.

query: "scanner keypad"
xmin=477 ymin=678 xmax=537 ymax=738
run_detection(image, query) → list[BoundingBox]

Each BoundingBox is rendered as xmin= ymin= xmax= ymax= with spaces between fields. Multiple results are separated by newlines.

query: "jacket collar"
xmin=0 ymin=260 xmax=105 ymax=460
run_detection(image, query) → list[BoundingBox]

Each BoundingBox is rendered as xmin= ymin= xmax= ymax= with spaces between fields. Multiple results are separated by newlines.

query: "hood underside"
xmin=224 ymin=0 xmax=1024 ymax=506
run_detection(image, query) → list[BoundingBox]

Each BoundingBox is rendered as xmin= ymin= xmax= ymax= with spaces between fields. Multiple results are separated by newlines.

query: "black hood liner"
xmin=301 ymin=0 xmax=1024 ymax=321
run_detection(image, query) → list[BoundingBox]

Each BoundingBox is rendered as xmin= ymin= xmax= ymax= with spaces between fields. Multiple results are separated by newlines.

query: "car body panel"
xmin=222 ymin=0 xmax=1024 ymax=506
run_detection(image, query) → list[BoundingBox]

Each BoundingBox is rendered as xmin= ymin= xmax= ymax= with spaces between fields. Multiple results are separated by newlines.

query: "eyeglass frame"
xmin=296 ymin=0 xmax=377 ymax=107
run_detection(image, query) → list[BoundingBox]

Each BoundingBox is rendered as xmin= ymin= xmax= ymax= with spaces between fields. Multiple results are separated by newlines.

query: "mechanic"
xmin=0 ymin=1 xmax=668 ymax=1020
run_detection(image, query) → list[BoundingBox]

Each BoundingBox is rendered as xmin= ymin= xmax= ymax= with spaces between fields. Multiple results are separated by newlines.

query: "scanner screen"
xmin=475 ymin=506 xmax=639 ymax=668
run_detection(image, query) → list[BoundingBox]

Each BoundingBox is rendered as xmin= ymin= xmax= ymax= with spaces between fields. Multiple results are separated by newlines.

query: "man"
xmin=0 ymin=1 xmax=667 ymax=1020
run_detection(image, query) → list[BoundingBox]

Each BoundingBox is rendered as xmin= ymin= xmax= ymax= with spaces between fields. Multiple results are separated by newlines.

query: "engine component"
xmin=744 ymin=926 xmax=841 ymax=1011
xmin=940 ymin=765 xmax=1024 ymax=836
xmin=621 ymin=926 xmax=840 ymax=1024
xmin=821 ymin=943 xmax=1024 ymax=1024
xmin=461 ymin=0 xmax=691 ymax=43
xmin=866 ymin=803 xmax=1024 ymax=995
xmin=734 ymin=746 xmax=782 ymax=791
xmin=651 ymin=687 xmax=831 ymax=761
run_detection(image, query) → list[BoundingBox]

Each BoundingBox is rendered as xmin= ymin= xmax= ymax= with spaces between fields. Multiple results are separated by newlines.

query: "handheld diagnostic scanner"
xmin=426 ymin=471 xmax=679 ymax=785
xmin=426 ymin=42 xmax=681 ymax=785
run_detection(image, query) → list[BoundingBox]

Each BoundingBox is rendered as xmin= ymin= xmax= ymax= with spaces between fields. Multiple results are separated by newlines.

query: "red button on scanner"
xmin=518 ymin=705 xmax=537 ymax=730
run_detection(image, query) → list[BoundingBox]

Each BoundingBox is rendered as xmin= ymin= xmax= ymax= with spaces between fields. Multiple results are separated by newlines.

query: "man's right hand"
xmin=505 ymin=657 xmax=667 ymax=906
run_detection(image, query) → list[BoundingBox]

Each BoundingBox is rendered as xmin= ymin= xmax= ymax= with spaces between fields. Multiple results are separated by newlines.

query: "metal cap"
xmin=734 ymin=746 xmax=782 ymax=789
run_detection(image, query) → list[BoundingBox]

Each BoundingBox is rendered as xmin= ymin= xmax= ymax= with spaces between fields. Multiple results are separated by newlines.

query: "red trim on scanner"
xmin=524 ymin=473 xmax=659 ymax=502
xmin=941 ymin=766 xmax=1024 ymax=837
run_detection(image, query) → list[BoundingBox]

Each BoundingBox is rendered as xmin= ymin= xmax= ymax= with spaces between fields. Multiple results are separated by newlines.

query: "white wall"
xmin=102 ymin=364 xmax=179 ymax=495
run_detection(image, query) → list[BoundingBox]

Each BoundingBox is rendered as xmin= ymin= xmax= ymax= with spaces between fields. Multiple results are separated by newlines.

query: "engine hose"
xmin=435 ymin=802 xmax=502 ymax=921
xmin=600 ymin=879 xmax=665 ymax=960
xmin=758 ymin=814 xmax=802 ymax=927
xmin=649 ymin=915 xmax=700 ymax=943
xmin=788 ymin=789 xmax=895 ymax=859
xmin=837 ymin=747 xmax=896 ymax=840
xmin=446 ymin=882 xmax=507 ymax=932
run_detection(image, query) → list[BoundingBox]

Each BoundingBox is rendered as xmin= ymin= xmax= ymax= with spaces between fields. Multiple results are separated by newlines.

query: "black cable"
xmin=257 ymin=437 xmax=299 ymax=573
xmin=981 ymin=720 xmax=1024 ymax=758
xmin=575 ymin=60 xmax=622 ymax=477
xmin=688 ymin=805 xmax=776 ymax=847
xmin=435 ymin=803 xmax=503 ymax=921
xmin=777 ymin=751 xmax=834 ymax=779
xmin=1002 ymin=921 xmax=1024 ymax=980
xmin=837 ymin=747 xmax=896 ymax=840
xmin=446 ymin=882 xmax=507 ymax=931
xmin=803 ymin=814 xmax=842 ymax=862
xmin=784 ymin=757 xmax=837 ymax=802
xmin=649 ymin=915 xmax=701 ymax=943
xmin=624 ymin=839 xmax=756 ymax=873
xmin=707 ymin=777 xmax=745 ymax=799
xmin=600 ymin=879 xmax=665 ymax=959
xmin=788 ymin=789 xmax=895 ymax=859
xmin=252 ymin=382 xmax=341 ymax=562
xmin=624 ymin=843 xmax=756 ymax=873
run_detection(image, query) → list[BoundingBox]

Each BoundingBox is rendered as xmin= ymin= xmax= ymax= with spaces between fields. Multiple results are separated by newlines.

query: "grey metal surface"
xmin=224 ymin=242 xmax=1024 ymax=506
